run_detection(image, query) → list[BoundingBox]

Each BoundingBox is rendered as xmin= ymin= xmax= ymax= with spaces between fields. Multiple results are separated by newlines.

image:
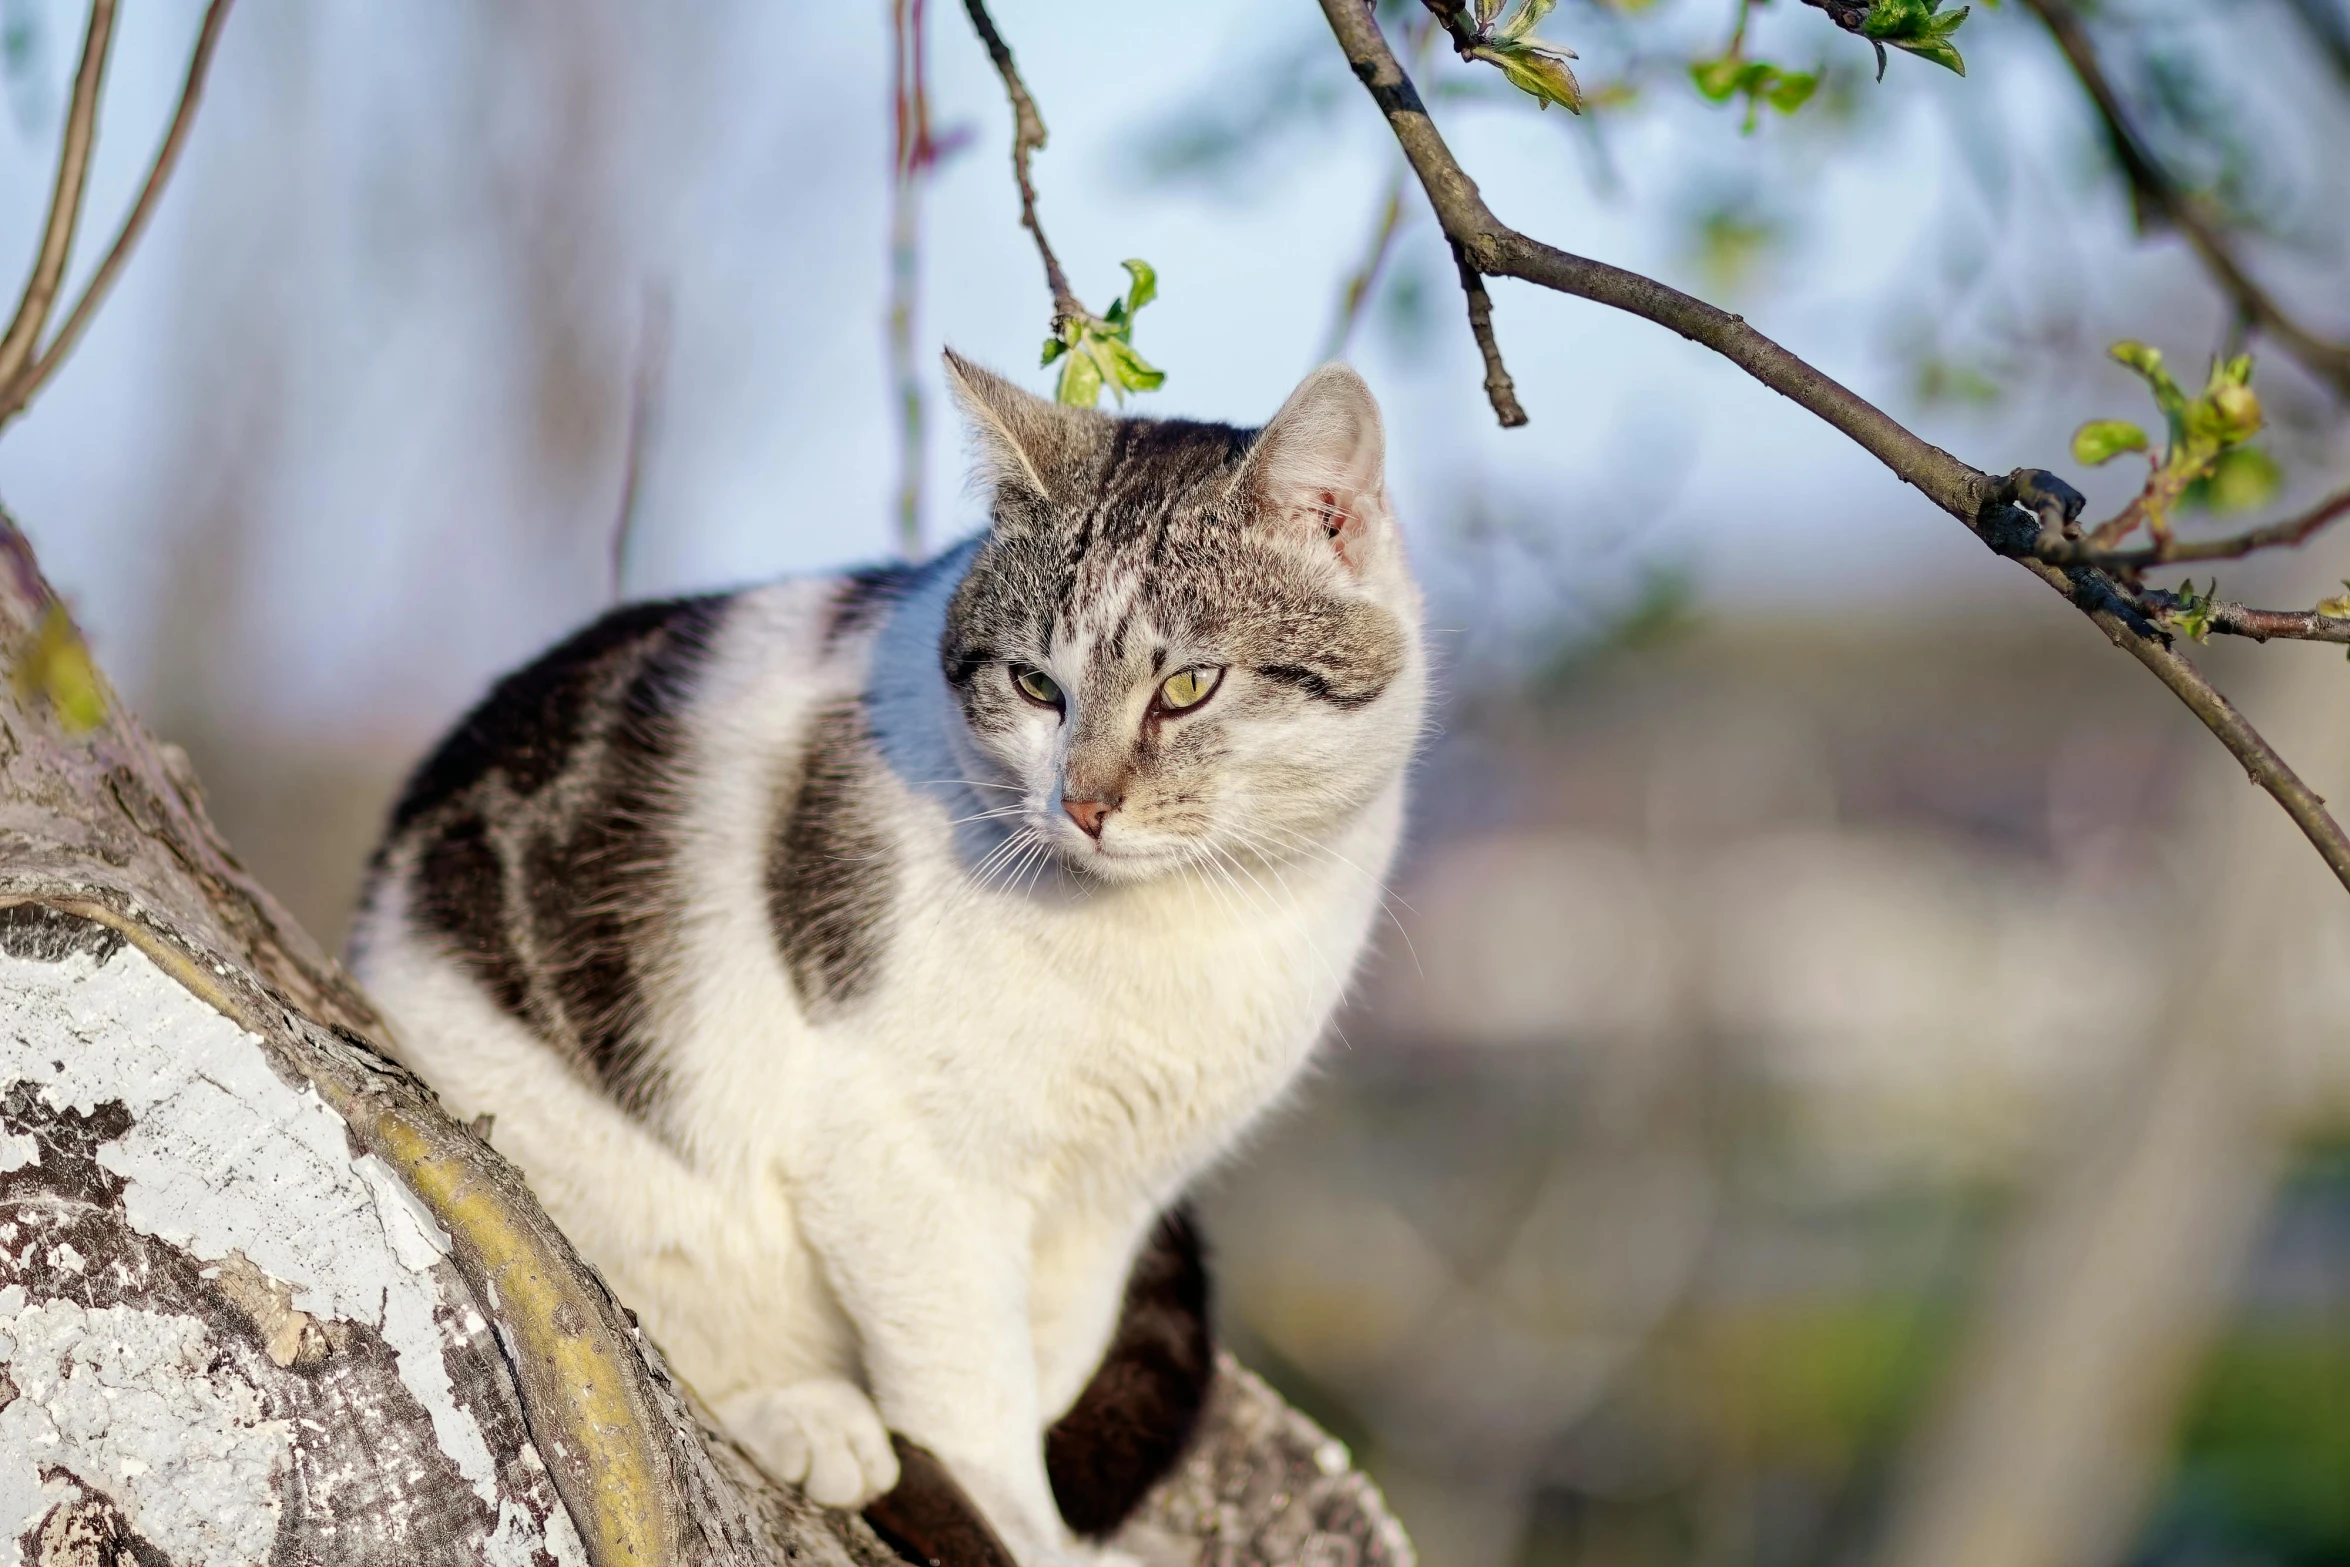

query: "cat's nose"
xmin=1063 ymin=794 xmax=1117 ymax=839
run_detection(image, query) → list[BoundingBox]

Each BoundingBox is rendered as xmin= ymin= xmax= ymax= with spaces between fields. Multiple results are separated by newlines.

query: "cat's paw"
xmin=718 ymin=1378 xmax=900 ymax=1508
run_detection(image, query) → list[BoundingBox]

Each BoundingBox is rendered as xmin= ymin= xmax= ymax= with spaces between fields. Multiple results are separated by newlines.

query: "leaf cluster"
xmin=1690 ymin=52 xmax=1820 ymax=131
xmin=2071 ymin=342 xmax=2279 ymax=541
xmin=1040 ymin=260 xmax=1167 ymax=408
xmin=1460 ymin=0 xmax=1584 ymax=112
xmin=1860 ymin=0 xmax=1972 ymax=76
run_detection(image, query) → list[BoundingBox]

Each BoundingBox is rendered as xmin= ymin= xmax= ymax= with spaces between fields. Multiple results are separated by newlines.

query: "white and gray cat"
xmin=349 ymin=355 xmax=1426 ymax=1566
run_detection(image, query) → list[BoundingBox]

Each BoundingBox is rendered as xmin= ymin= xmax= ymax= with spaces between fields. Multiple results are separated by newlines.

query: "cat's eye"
xmin=1011 ymin=665 xmax=1063 ymax=709
xmin=1157 ymin=666 xmax=1221 ymax=712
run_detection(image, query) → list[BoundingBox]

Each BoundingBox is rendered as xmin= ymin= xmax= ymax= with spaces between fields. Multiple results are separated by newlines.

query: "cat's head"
xmin=937 ymin=351 xmax=1424 ymax=885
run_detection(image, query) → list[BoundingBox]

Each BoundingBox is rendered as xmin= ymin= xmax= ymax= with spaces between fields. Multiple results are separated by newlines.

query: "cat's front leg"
xmin=797 ymin=1157 xmax=1116 ymax=1567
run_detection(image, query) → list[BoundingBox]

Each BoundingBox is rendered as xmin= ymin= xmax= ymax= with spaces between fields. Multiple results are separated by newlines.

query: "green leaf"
xmin=2072 ymin=419 xmax=2150 ymax=465
xmin=1863 ymin=0 xmax=1970 ymax=75
xmin=1102 ymin=337 xmax=1165 ymax=394
xmin=1477 ymin=41 xmax=1583 ymax=111
xmin=1691 ymin=53 xmax=1816 ymax=117
xmin=1495 ymin=0 xmax=1557 ymax=46
xmin=1764 ymin=69 xmax=1820 ymax=112
xmin=2189 ymin=444 xmax=2282 ymax=513
xmin=1892 ymin=34 xmax=1965 ymax=73
xmin=1691 ymin=53 xmax=1747 ymax=102
xmin=2109 ymin=339 xmax=2186 ymax=416
xmin=1056 ymin=346 xmax=1105 ymax=408
xmin=1039 ymin=336 xmax=1066 ymax=366
xmin=1119 ymin=257 xmax=1157 ymax=316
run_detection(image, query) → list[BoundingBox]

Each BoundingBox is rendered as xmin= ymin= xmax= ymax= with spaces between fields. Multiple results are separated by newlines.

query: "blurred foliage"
xmin=1125 ymin=37 xmax=1351 ymax=193
xmin=12 ymin=602 xmax=105 ymax=733
xmin=1 ymin=0 xmax=42 ymax=136
xmin=1534 ymin=561 xmax=1700 ymax=689
xmin=1913 ymin=354 xmax=2005 ymax=408
xmin=1708 ymin=1301 xmax=1960 ymax=1468
xmin=2121 ymin=25 xmax=2286 ymax=232
xmin=1690 ymin=51 xmax=1820 ymax=132
xmin=1687 ymin=189 xmax=1783 ymax=294
xmin=2138 ymin=1151 xmax=2350 ymax=1567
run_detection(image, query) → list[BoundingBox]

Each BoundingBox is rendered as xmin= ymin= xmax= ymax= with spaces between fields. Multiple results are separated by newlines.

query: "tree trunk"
xmin=0 ymin=518 xmax=1414 ymax=1567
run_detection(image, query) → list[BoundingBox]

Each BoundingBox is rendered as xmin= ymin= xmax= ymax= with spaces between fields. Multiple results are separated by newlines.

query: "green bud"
xmin=2071 ymin=419 xmax=2150 ymax=465
xmin=2209 ymin=382 xmax=2262 ymax=442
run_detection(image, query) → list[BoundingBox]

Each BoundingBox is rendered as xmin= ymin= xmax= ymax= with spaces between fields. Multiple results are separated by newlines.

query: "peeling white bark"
xmin=0 ymin=923 xmax=586 ymax=1566
xmin=0 ymin=1298 xmax=287 ymax=1566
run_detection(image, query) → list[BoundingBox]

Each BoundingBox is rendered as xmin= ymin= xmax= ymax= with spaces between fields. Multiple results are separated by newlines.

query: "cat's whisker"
xmin=1222 ymin=818 xmax=1424 ymax=981
xmin=944 ymin=805 xmax=1028 ymax=828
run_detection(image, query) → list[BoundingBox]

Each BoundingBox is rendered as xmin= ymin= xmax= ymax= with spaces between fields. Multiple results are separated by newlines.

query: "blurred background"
xmin=3 ymin=0 xmax=2349 ymax=1562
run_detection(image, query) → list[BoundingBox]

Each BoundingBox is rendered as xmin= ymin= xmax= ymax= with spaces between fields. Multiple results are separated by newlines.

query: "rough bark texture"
xmin=0 ymin=515 xmax=1416 ymax=1567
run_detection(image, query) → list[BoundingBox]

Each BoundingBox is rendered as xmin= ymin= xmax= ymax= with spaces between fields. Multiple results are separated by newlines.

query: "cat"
xmin=347 ymin=353 xmax=1426 ymax=1566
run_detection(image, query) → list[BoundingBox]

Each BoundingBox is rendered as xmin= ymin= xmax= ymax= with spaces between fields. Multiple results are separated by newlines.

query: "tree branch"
xmin=2021 ymin=0 xmax=2350 ymax=397
xmin=1451 ymin=237 xmax=1527 ymax=426
xmin=1316 ymin=0 xmax=2350 ymax=896
xmin=0 ymin=0 xmax=116 ymax=393
xmin=2130 ymin=588 xmax=2350 ymax=647
xmin=960 ymin=0 xmax=1082 ymax=327
xmin=2031 ymin=485 xmax=2350 ymax=570
xmin=0 ymin=0 xmax=233 ymax=427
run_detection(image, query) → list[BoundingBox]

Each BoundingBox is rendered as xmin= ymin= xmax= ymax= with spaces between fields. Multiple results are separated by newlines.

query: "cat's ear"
xmin=942 ymin=348 xmax=1095 ymax=507
xmin=1235 ymin=364 xmax=1391 ymax=575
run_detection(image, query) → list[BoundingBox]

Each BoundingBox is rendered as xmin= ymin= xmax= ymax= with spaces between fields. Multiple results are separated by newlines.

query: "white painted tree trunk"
xmin=0 ymin=518 xmax=1413 ymax=1567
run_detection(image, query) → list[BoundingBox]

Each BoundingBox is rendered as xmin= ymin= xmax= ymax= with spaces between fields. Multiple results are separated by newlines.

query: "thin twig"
xmin=2033 ymin=486 xmax=2350 ymax=570
xmin=2022 ymin=0 xmax=2350 ymax=396
xmin=0 ymin=0 xmax=234 ymax=426
xmin=960 ymin=0 xmax=1082 ymax=326
xmin=1321 ymin=165 xmax=1409 ymax=363
xmin=1451 ymin=238 xmax=1527 ymax=427
xmin=0 ymin=0 xmax=117 ymax=392
xmin=2132 ymin=590 xmax=2350 ymax=647
xmin=890 ymin=0 xmax=939 ymax=556
xmin=609 ymin=285 xmax=671 ymax=603
xmin=1417 ymin=0 xmax=1483 ymax=59
xmin=2050 ymin=557 xmax=2350 ymax=891
xmin=1318 ymin=0 xmax=2350 ymax=897
xmin=1318 ymin=18 xmax=1447 ymax=374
